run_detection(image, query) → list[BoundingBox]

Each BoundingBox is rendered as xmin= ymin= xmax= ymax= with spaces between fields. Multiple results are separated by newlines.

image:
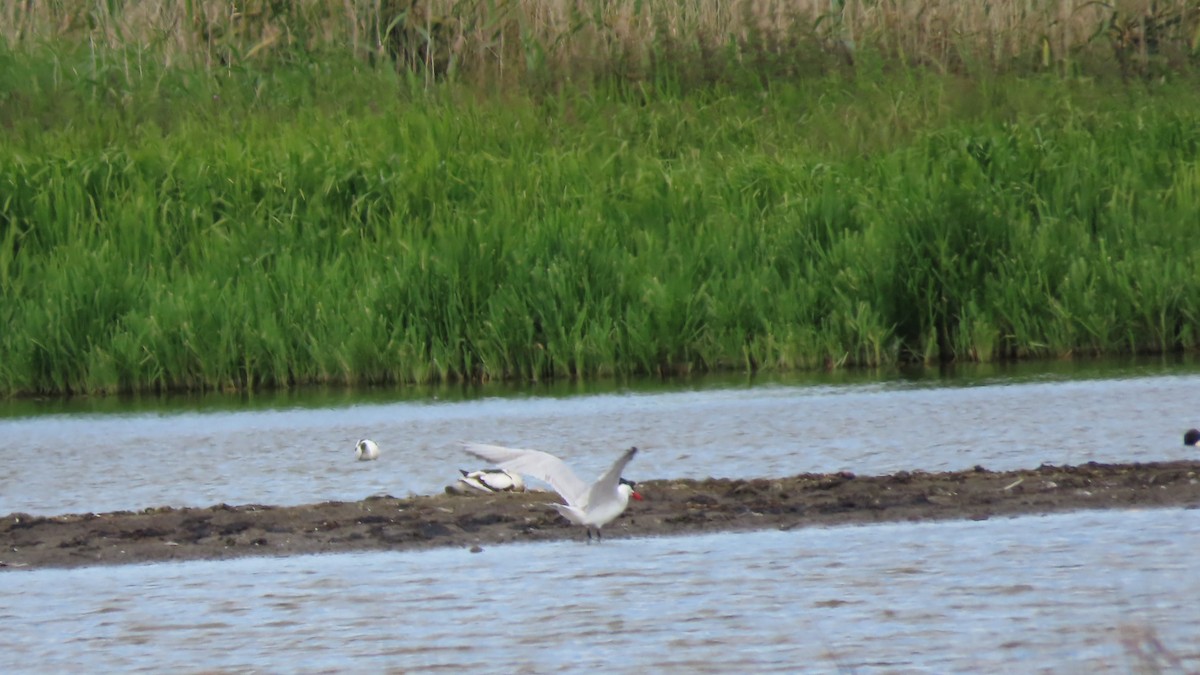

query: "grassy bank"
xmin=2 ymin=3 xmax=1200 ymax=396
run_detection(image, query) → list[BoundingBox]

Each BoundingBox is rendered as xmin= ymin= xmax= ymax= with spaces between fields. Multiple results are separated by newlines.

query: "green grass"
xmin=2 ymin=39 xmax=1200 ymax=395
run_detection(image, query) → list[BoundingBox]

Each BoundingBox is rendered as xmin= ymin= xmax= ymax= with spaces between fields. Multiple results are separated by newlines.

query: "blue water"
xmin=2 ymin=363 xmax=1199 ymax=672
xmin=1 ymin=508 xmax=1197 ymax=673
xmin=1 ymin=366 xmax=1197 ymax=516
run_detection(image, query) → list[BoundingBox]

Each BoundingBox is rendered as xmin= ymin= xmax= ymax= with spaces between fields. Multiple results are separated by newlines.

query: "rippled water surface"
xmin=2 ymin=509 xmax=1197 ymax=673
xmin=2 ymin=361 xmax=1198 ymax=516
xmin=3 ymin=361 xmax=1200 ymax=672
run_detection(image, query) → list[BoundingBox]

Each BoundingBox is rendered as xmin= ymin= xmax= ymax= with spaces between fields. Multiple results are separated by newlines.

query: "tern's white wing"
xmin=462 ymin=442 xmax=589 ymax=506
xmin=584 ymin=446 xmax=638 ymax=509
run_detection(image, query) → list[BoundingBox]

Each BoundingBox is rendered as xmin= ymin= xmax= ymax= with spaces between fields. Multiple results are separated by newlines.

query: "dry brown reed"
xmin=1 ymin=1 xmax=1197 ymax=80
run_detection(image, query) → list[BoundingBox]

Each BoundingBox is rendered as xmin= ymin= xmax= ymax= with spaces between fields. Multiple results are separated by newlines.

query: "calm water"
xmin=1 ymin=361 xmax=1198 ymax=516
xmin=1 ymin=509 xmax=1197 ymax=673
xmin=2 ymin=362 xmax=1199 ymax=672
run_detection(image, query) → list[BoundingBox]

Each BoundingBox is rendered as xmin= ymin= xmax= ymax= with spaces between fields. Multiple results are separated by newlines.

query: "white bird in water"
xmin=462 ymin=442 xmax=643 ymax=542
xmin=457 ymin=468 xmax=526 ymax=493
xmin=355 ymin=439 xmax=380 ymax=461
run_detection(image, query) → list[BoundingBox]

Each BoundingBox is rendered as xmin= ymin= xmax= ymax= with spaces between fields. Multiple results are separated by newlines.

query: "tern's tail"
xmin=550 ymin=503 xmax=587 ymax=526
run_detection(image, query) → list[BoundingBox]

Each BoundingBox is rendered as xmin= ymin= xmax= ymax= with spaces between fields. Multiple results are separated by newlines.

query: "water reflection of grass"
xmin=1120 ymin=625 xmax=1191 ymax=673
xmin=3 ymin=4 xmax=1200 ymax=396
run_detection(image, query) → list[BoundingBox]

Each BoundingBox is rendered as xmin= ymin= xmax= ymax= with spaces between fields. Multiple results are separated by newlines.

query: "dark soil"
xmin=3 ymin=460 xmax=1198 ymax=570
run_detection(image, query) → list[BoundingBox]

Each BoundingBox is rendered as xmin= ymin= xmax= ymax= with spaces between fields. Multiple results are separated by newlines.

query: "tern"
xmin=462 ymin=442 xmax=643 ymax=541
xmin=457 ymin=468 xmax=526 ymax=493
xmin=355 ymin=439 xmax=380 ymax=461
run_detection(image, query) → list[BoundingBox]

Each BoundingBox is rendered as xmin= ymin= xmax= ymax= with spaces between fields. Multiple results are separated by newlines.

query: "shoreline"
xmin=3 ymin=460 xmax=1198 ymax=570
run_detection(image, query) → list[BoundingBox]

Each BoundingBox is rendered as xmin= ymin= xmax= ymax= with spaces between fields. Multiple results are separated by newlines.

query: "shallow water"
xmin=1 ymin=508 xmax=1196 ymax=673
xmin=3 ymin=362 xmax=1199 ymax=672
xmin=1 ymin=361 xmax=1198 ymax=516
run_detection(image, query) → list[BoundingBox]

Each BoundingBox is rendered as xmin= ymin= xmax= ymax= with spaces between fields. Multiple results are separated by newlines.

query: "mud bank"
xmin=3 ymin=460 xmax=1198 ymax=570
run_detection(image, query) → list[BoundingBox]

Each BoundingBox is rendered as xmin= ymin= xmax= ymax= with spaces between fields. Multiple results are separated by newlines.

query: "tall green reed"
xmin=2 ymin=44 xmax=1200 ymax=395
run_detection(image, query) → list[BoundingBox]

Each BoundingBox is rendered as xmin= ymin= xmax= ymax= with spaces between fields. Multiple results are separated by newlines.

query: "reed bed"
xmin=3 ymin=1 xmax=1199 ymax=84
xmin=2 ymin=3 xmax=1200 ymax=395
xmin=3 ymin=49 xmax=1200 ymax=395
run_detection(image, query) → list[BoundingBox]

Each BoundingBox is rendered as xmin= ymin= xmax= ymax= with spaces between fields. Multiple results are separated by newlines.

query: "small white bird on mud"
xmin=355 ymin=439 xmax=380 ymax=461
xmin=455 ymin=468 xmax=526 ymax=494
xmin=461 ymin=442 xmax=643 ymax=542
